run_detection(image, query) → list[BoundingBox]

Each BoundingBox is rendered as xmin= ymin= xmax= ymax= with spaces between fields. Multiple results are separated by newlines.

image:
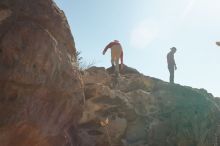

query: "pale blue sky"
xmin=54 ymin=0 xmax=220 ymax=97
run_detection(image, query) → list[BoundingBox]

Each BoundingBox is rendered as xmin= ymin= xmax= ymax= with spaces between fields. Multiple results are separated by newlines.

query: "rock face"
xmin=0 ymin=0 xmax=84 ymax=146
xmin=1 ymin=1 xmax=220 ymax=146
xmin=80 ymin=66 xmax=220 ymax=146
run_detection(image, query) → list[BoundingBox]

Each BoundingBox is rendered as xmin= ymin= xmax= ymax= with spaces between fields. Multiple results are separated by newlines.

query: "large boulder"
xmin=80 ymin=66 xmax=220 ymax=146
xmin=0 ymin=0 xmax=84 ymax=146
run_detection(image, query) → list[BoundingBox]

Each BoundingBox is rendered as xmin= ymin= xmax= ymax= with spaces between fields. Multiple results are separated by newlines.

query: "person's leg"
xmin=115 ymin=57 xmax=120 ymax=76
xmin=111 ymin=58 xmax=115 ymax=68
xmin=169 ymin=66 xmax=174 ymax=83
xmin=114 ymin=47 xmax=122 ymax=75
xmin=111 ymin=46 xmax=122 ymax=76
xmin=111 ymin=52 xmax=115 ymax=68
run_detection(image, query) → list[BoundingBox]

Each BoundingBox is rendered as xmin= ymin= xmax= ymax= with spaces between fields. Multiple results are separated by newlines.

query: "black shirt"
xmin=167 ymin=51 xmax=176 ymax=66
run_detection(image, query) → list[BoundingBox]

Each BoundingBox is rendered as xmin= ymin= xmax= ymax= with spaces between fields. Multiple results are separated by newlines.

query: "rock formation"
xmin=1 ymin=1 xmax=220 ymax=146
xmin=79 ymin=66 xmax=220 ymax=146
xmin=0 ymin=0 xmax=84 ymax=146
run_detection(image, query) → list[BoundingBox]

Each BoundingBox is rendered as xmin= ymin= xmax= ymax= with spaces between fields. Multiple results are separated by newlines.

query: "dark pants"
xmin=168 ymin=65 xmax=174 ymax=83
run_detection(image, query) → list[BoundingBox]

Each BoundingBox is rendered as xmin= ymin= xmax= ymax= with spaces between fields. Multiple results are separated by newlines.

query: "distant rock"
xmin=0 ymin=0 xmax=84 ymax=146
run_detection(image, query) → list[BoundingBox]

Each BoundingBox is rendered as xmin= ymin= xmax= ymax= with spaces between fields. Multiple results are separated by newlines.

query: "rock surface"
xmin=79 ymin=66 xmax=220 ymax=146
xmin=1 ymin=1 xmax=220 ymax=146
xmin=0 ymin=0 xmax=84 ymax=146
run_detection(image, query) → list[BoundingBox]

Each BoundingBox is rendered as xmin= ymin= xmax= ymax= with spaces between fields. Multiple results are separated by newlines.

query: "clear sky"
xmin=54 ymin=0 xmax=220 ymax=97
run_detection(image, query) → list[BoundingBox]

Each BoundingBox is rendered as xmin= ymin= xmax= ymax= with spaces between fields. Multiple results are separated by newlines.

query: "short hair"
xmin=171 ymin=47 xmax=177 ymax=51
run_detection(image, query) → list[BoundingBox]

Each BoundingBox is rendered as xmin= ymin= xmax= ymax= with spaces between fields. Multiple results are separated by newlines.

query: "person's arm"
xmin=103 ymin=42 xmax=112 ymax=55
xmin=173 ymin=56 xmax=177 ymax=70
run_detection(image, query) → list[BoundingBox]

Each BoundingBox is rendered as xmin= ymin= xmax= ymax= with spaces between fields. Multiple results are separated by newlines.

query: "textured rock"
xmin=126 ymin=89 xmax=158 ymax=116
xmin=118 ymin=74 xmax=155 ymax=93
xmin=83 ymin=67 xmax=111 ymax=85
xmin=0 ymin=0 xmax=84 ymax=146
xmin=84 ymin=83 xmax=112 ymax=100
xmin=79 ymin=66 xmax=220 ymax=146
xmin=107 ymin=64 xmax=140 ymax=75
xmin=0 ymin=9 xmax=11 ymax=24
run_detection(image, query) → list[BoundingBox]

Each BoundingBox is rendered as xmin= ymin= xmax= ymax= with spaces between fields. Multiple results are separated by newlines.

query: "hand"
xmin=102 ymin=51 xmax=105 ymax=55
xmin=175 ymin=65 xmax=177 ymax=70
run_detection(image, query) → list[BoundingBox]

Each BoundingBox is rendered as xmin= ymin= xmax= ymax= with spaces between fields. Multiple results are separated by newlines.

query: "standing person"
xmin=103 ymin=40 xmax=124 ymax=76
xmin=167 ymin=47 xmax=177 ymax=83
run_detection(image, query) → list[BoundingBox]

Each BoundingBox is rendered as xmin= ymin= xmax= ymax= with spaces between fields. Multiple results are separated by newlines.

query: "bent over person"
xmin=167 ymin=47 xmax=177 ymax=83
xmin=103 ymin=40 xmax=124 ymax=75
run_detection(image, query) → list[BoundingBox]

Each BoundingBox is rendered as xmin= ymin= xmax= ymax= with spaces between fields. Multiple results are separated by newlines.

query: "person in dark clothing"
xmin=167 ymin=47 xmax=177 ymax=83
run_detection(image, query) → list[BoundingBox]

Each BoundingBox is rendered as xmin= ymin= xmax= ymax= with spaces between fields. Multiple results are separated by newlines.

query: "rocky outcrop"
xmin=79 ymin=66 xmax=220 ymax=146
xmin=0 ymin=0 xmax=84 ymax=146
xmin=1 ymin=1 xmax=219 ymax=146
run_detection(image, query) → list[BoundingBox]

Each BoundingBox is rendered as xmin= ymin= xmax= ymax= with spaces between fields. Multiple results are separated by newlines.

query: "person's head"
xmin=216 ymin=41 xmax=220 ymax=46
xmin=114 ymin=40 xmax=119 ymax=43
xmin=171 ymin=47 xmax=177 ymax=53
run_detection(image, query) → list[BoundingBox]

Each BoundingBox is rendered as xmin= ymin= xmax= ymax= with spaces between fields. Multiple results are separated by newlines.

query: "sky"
xmin=54 ymin=0 xmax=220 ymax=97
